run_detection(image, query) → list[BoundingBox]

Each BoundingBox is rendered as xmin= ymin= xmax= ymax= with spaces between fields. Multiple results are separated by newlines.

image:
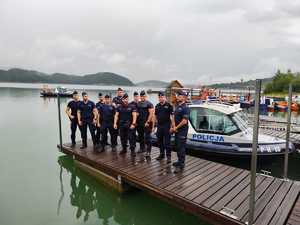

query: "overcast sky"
xmin=1 ymin=0 xmax=300 ymax=84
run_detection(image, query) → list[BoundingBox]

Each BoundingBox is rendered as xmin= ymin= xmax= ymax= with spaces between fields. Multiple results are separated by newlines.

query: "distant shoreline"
xmin=0 ymin=82 xmax=163 ymax=91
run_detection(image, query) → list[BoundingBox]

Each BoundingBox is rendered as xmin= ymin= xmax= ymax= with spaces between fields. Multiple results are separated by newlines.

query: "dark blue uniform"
xmin=137 ymin=100 xmax=154 ymax=152
xmin=174 ymin=103 xmax=190 ymax=166
xmin=155 ymin=101 xmax=173 ymax=158
xmin=130 ymin=100 xmax=138 ymax=109
xmin=95 ymin=101 xmax=104 ymax=145
xmin=117 ymin=103 xmax=137 ymax=151
xmin=67 ymin=100 xmax=80 ymax=145
xmin=99 ymin=103 xmax=117 ymax=148
xmin=78 ymin=100 xmax=97 ymax=147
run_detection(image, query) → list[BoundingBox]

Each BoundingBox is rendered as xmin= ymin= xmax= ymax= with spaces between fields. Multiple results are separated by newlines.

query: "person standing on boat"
xmin=113 ymin=93 xmax=137 ymax=156
xmin=112 ymin=87 xmax=124 ymax=107
xmin=154 ymin=91 xmax=174 ymax=163
xmin=66 ymin=91 xmax=80 ymax=147
xmin=95 ymin=92 xmax=104 ymax=147
xmin=77 ymin=92 xmax=98 ymax=150
xmin=136 ymin=90 xmax=154 ymax=158
xmin=98 ymin=95 xmax=117 ymax=152
xmin=171 ymin=90 xmax=190 ymax=173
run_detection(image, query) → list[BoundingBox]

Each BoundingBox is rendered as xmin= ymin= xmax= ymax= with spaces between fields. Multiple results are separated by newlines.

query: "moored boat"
xmin=151 ymin=101 xmax=295 ymax=157
xmin=40 ymin=86 xmax=73 ymax=97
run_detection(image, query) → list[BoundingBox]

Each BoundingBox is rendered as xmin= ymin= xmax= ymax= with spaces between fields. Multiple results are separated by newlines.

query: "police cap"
xmin=122 ymin=93 xmax=129 ymax=99
xmin=140 ymin=90 xmax=146 ymax=96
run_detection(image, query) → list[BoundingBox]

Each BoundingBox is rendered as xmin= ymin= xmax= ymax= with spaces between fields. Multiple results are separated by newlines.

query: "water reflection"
xmin=57 ymin=155 xmax=203 ymax=225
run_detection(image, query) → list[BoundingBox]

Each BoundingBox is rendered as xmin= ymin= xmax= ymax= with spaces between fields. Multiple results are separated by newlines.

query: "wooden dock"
xmin=58 ymin=142 xmax=300 ymax=225
xmin=287 ymin=196 xmax=300 ymax=225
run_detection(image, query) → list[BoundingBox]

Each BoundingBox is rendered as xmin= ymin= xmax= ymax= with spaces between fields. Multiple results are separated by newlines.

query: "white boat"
xmin=152 ymin=101 xmax=295 ymax=156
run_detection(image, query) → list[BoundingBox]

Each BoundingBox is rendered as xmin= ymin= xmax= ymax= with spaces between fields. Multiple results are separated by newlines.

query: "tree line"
xmin=264 ymin=69 xmax=300 ymax=93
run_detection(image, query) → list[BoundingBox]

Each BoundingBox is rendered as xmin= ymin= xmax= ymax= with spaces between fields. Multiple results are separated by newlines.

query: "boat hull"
xmin=40 ymin=92 xmax=73 ymax=97
xmin=150 ymin=134 xmax=295 ymax=157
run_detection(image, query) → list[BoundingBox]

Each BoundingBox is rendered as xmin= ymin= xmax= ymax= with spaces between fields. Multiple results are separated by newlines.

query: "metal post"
xmin=284 ymin=84 xmax=292 ymax=179
xmin=248 ymin=79 xmax=261 ymax=225
xmin=57 ymin=93 xmax=63 ymax=151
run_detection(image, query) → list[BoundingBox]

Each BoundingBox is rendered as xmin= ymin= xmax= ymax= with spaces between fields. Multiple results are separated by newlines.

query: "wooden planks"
xmin=286 ymin=195 xmax=300 ymax=225
xmin=59 ymin=142 xmax=300 ymax=225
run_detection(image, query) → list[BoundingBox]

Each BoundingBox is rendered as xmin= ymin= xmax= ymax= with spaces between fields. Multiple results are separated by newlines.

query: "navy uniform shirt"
xmin=67 ymin=100 xmax=80 ymax=120
xmin=112 ymin=96 xmax=123 ymax=106
xmin=95 ymin=101 xmax=104 ymax=124
xmin=117 ymin=103 xmax=137 ymax=128
xmin=96 ymin=101 xmax=104 ymax=116
xmin=137 ymin=100 xmax=153 ymax=124
xmin=174 ymin=103 xmax=190 ymax=132
xmin=129 ymin=100 xmax=138 ymax=109
xmin=99 ymin=104 xmax=115 ymax=125
xmin=155 ymin=101 xmax=173 ymax=126
xmin=78 ymin=100 xmax=96 ymax=122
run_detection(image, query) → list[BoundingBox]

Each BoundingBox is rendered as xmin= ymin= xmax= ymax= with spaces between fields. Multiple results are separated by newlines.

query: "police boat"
xmin=152 ymin=101 xmax=295 ymax=157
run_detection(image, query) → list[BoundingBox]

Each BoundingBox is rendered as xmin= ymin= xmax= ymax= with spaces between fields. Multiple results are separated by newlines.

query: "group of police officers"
xmin=66 ymin=88 xmax=190 ymax=173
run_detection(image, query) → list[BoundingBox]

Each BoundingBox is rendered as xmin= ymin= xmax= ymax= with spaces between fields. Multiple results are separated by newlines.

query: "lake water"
xmin=0 ymin=85 xmax=299 ymax=225
xmin=0 ymin=86 xmax=205 ymax=225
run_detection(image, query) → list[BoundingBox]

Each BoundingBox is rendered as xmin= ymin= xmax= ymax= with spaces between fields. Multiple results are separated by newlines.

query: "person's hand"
xmin=97 ymin=122 xmax=101 ymax=128
xmin=152 ymin=126 xmax=155 ymax=133
xmin=78 ymin=121 xmax=82 ymax=126
xmin=170 ymin=127 xmax=177 ymax=133
xmin=70 ymin=115 xmax=74 ymax=119
xmin=130 ymin=124 xmax=135 ymax=129
xmin=145 ymin=122 xmax=149 ymax=127
xmin=114 ymin=124 xmax=118 ymax=129
xmin=93 ymin=119 xmax=97 ymax=125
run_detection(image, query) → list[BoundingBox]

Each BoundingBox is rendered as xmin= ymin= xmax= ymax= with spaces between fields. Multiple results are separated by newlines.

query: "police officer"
xmin=98 ymin=95 xmax=117 ymax=152
xmin=77 ymin=92 xmax=98 ymax=150
xmin=136 ymin=90 xmax=154 ymax=157
xmin=154 ymin=91 xmax=174 ymax=163
xmin=66 ymin=91 xmax=80 ymax=147
xmin=95 ymin=92 xmax=104 ymax=146
xmin=171 ymin=90 xmax=190 ymax=173
xmin=113 ymin=93 xmax=137 ymax=156
xmin=130 ymin=91 xmax=139 ymax=108
xmin=112 ymin=87 xmax=123 ymax=107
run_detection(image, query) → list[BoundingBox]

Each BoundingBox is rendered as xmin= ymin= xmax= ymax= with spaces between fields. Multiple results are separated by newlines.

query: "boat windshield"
xmin=189 ymin=107 xmax=240 ymax=135
xmin=231 ymin=111 xmax=250 ymax=132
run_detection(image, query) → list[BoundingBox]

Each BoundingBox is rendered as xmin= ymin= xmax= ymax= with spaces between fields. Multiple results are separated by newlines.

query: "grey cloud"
xmin=1 ymin=0 xmax=300 ymax=84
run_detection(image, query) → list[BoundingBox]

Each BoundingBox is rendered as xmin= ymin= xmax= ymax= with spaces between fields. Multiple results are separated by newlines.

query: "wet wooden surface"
xmin=58 ymin=141 xmax=300 ymax=225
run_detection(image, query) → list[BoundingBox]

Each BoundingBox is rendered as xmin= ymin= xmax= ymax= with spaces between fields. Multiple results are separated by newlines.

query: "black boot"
xmin=80 ymin=142 xmax=87 ymax=149
xmin=93 ymin=144 xmax=98 ymax=152
xmin=119 ymin=148 xmax=127 ymax=155
xmin=167 ymin=156 xmax=171 ymax=164
xmin=156 ymin=154 xmax=165 ymax=161
xmin=130 ymin=149 xmax=136 ymax=157
xmin=99 ymin=145 xmax=105 ymax=153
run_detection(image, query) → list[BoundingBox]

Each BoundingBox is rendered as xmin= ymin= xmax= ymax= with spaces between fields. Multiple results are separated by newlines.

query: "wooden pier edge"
xmin=57 ymin=143 xmax=300 ymax=225
xmin=58 ymin=144 xmax=244 ymax=225
xmin=74 ymin=160 xmax=131 ymax=193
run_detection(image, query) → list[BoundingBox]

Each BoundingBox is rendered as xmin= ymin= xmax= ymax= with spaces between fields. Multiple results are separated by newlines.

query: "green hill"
xmin=0 ymin=68 xmax=134 ymax=86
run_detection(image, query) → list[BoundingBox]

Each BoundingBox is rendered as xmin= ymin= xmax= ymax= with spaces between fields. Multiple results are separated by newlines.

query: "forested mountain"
xmin=0 ymin=68 xmax=134 ymax=86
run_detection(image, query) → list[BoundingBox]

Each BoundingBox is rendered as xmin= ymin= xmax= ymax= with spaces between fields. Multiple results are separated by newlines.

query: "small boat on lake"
xmin=40 ymin=85 xmax=73 ymax=97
